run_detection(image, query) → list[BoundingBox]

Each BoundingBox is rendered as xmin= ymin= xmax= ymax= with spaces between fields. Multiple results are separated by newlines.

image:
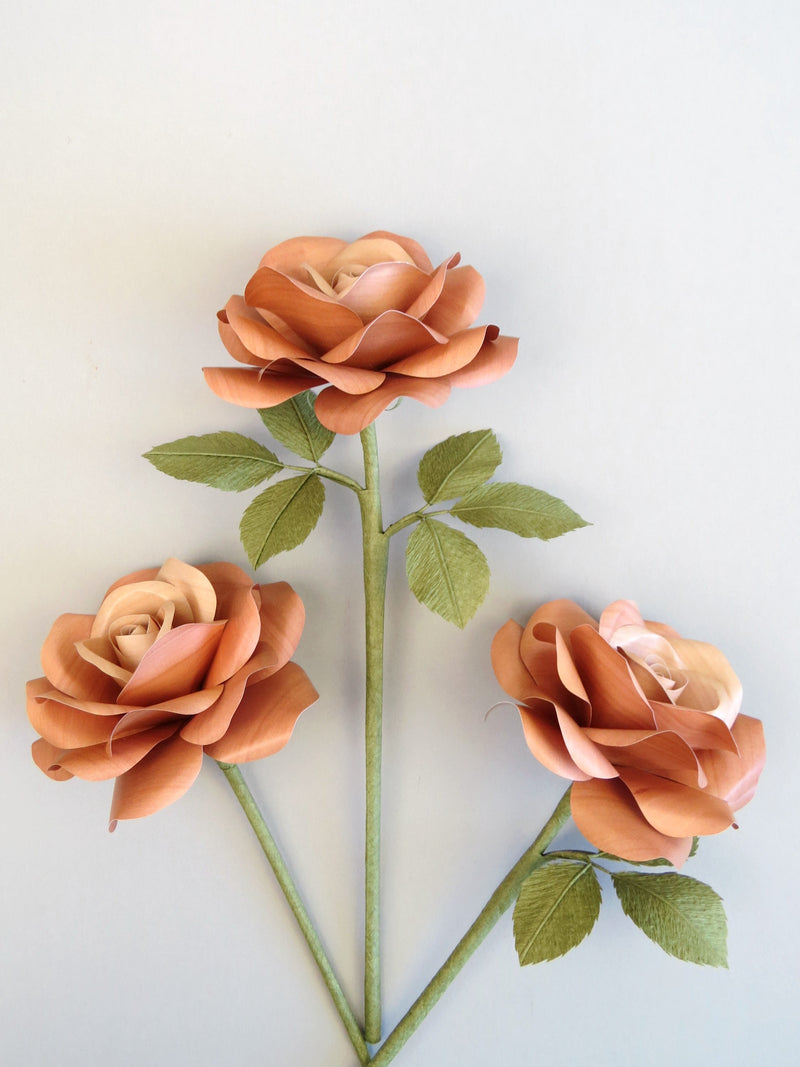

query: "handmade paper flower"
xmin=203 ymin=230 xmax=518 ymax=434
xmin=27 ymin=558 xmax=317 ymax=828
xmin=492 ymin=599 xmax=765 ymax=866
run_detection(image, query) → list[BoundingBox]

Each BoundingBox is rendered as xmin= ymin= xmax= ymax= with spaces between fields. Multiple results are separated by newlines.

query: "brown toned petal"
xmin=314 ymin=376 xmax=451 ymax=435
xmin=698 ymin=713 xmax=766 ymax=810
xmin=529 ymin=599 xmax=599 ymax=636
xmin=32 ymin=738 xmax=74 ymax=781
xmin=74 ymin=635 xmax=131 ymax=686
xmin=403 ymin=255 xmax=458 ymax=321
xmin=586 ymin=728 xmax=706 ymax=789
xmin=555 ymin=708 xmax=618 ymax=778
xmin=108 ymin=735 xmax=204 ymax=829
xmin=204 ymin=661 xmax=318 ymax=763
xmin=256 ymin=582 xmax=306 ymax=669
xmin=118 ymin=622 xmax=225 ymax=706
xmin=322 ymin=311 xmax=446 ymax=370
xmin=490 ymin=620 xmax=537 ymax=702
xmin=226 ymin=296 xmax=322 ymax=365
xmin=338 ymin=262 xmax=430 ymax=321
xmin=52 ymin=723 xmax=180 ymax=782
xmin=258 ymin=236 xmax=349 ymax=277
xmin=387 ymin=325 xmax=492 ymax=379
xmin=92 ymin=580 xmax=194 ymax=634
xmin=40 ymin=614 xmax=120 ymax=703
xmin=598 ymin=600 xmax=645 ymax=639
xmin=617 ymin=767 xmax=735 ymax=837
xmin=668 ymin=637 xmax=743 ymax=726
xmin=290 ymin=356 xmax=386 ymax=395
xmin=203 ymin=366 xmax=321 ymax=408
xmin=571 ymin=778 xmax=693 ymax=866
xmin=245 ymin=268 xmax=363 ymax=350
xmin=422 ymin=265 xmax=486 ymax=335
xmin=205 ymin=585 xmax=261 ymax=686
xmin=518 ymin=703 xmax=592 ymax=781
xmin=446 ymin=334 xmax=518 ymax=388
xmin=520 ymin=624 xmax=590 ymax=725
xmin=218 ymin=301 xmax=270 ymax=366
xmin=156 ymin=558 xmax=217 ymax=623
xmin=358 ymin=231 xmax=433 ymax=271
xmin=569 ymin=626 xmax=656 ymax=730
xmin=27 ymin=682 xmax=119 ymax=748
xmin=651 ymin=702 xmax=739 ymax=754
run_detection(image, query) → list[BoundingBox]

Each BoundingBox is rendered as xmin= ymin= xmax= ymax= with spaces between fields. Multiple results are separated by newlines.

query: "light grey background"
xmin=2 ymin=2 xmax=798 ymax=1064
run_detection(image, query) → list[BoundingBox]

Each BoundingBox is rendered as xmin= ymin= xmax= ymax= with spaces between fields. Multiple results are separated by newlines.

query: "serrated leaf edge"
xmin=515 ymin=862 xmax=597 ymax=964
xmin=420 ymin=429 xmax=500 ymax=504
xmin=243 ymin=473 xmax=322 ymax=568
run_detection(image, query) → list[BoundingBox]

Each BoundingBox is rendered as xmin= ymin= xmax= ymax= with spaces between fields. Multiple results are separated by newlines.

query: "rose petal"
xmin=387 ymin=325 xmax=494 ymax=379
xmin=446 ymin=334 xmax=518 ymax=388
xmin=314 ymin=376 xmax=451 ymax=435
xmin=51 ymin=723 xmax=180 ymax=782
xmin=322 ymin=311 xmax=446 ymax=370
xmin=617 ymin=767 xmax=735 ymax=838
xmin=358 ymin=230 xmax=433 ymax=271
xmin=555 ymin=708 xmax=618 ymax=778
xmin=27 ymin=680 xmax=119 ymax=748
xmin=109 ymin=735 xmax=204 ymax=829
xmin=92 ymin=580 xmax=194 ymax=636
xmin=517 ymin=702 xmax=592 ymax=781
xmin=226 ymin=296 xmax=328 ymax=365
xmin=258 ymin=236 xmax=349 ymax=278
xmin=205 ymin=587 xmax=262 ymax=687
xmin=218 ymin=306 xmax=267 ymax=366
xmin=102 ymin=567 xmax=160 ymax=596
xmin=698 ymin=713 xmax=766 ymax=810
xmin=32 ymin=738 xmax=74 ymax=781
xmin=568 ymin=626 xmax=656 ymax=730
xmin=74 ymin=634 xmax=132 ymax=686
xmin=203 ymin=365 xmax=321 ymax=408
xmin=651 ymin=701 xmax=739 ymax=754
xmin=151 ymin=559 xmax=217 ymax=624
xmin=520 ymin=622 xmax=590 ymax=725
xmin=571 ymin=777 xmax=693 ymax=866
xmin=404 ymin=254 xmax=459 ymax=321
xmin=204 ymin=662 xmax=318 ymax=763
xmin=491 ymin=619 xmax=537 ymax=702
xmin=586 ymin=728 xmax=706 ymax=789
xmin=668 ymin=637 xmax=743 ymax=725
xmin=40 ymin=614 xmax=120 ymax=703
xmin=598 ymin=600 xmax=645 ymax=640
xmin=178 ymin=648 xmax=281 ymax=747
xmin=422 ymin=264 xmax=486 ymax=335
xmin=118 ymin=622 xmax=225 ymax=706
xmin=255 ymin=582 xmax=306 ymax=670
xmin=245 ymin=268 xmax=363 ymax=350
xmin=338 ymin=262 xmax=430 ymax=321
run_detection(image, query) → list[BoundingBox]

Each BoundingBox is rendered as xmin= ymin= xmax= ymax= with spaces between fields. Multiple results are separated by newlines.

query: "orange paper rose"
xmin=27 ymin=558 xmax=317 ymax=828
xmin=492 ymin=599 xmax=765 ymax=866
xmin=203 ymin=230 xmax=518 ymax=434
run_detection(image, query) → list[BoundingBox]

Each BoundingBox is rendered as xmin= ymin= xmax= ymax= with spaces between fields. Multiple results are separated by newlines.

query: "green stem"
xmin=358 ymin=423 xmax=390 ymax=1045
xmin=383 ymin=508 xmax=451 ymax=539
xmin=216 ymin=761 xmax=370 ymax=1066
xmin=370 ymin=788 xmax=573 ymax=1065
xmin=284 ymin=463 xmax=363 ymax=493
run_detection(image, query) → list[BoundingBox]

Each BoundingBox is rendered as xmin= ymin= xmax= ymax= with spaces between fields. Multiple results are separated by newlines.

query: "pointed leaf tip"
xmin=417 ymin=429 xmax=502 ymax=504
xmin=451 ymin=482 xmax=589 ymax=539
xmin=144 ymin=432 xmax=282 ymax=491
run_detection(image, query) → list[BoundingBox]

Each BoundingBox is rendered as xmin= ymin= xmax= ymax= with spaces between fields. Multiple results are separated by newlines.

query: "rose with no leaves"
xmin=203 ymin=230 xmax=518 ymax=434
xmin=27 ymin=559 xmax=317 ymax=828
xmin=492 ymin=599 xmax=765 ymax=866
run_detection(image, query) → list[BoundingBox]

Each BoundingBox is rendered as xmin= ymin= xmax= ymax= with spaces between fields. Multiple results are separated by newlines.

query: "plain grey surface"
xmin=2 ymin=2 xmax=798 ymax=1064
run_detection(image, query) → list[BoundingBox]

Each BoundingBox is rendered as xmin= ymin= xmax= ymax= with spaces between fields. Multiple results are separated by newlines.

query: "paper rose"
xmin=27 ymin=558 xmax=317 ymax=828
xmin=492 ymin=599 xmax=765 ymax=866
xmin=203 ymin=230 xmax=518 ymax=434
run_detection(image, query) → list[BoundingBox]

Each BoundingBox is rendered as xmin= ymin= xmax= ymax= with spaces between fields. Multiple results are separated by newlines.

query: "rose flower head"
xmin=27 ymin=559 xmax=317 ymax=829
xmin=203 ymin=230 xmax=518 ymax=434
xmin=492 ymin=599 xmax=765 ymax=867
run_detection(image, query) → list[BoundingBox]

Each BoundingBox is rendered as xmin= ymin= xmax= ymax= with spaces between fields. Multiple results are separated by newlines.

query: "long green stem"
xmin=370 ymin=788 xmax=573 ymax=1065
xmin=359 ymin=423 xmax=390 ymax=1045
xmin=216 ymin=761 xmax=370 ymax=1066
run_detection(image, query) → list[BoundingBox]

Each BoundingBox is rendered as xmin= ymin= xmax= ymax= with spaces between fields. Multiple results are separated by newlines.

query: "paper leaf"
xmin=451 ymin=482 xmax=589 ymax=540
xmin=406 ymin=519 xmax=490 ymax=628
xmin=258 ymin=392 xmax=335 ymax=462
xmin=612 ymin=872 xmax=728 ymax=967
xmin=144 ymin=433 xmax=281 ymax=491
xmin=417 ymin=429 xmax=502 ymax=504
xmin=513 ymin=861 xmax=602 ymax=966
xmin=240 ymin=474 xmax=325 ymax=568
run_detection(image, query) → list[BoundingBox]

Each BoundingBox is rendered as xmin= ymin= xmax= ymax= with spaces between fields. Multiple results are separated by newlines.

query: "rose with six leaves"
xmin=203 ymin=230 xmax=518 ymax=434
xmin=27 ymin=558 xmax=317 ymax=828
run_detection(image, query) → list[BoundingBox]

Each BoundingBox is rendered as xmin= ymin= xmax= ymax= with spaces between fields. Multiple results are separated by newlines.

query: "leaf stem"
xmin=369 ymin=787 xmax=573 ymax=1065
xmin=384 ymin=507 xmax=451 ymax=539
xmin=358 ymin=423 xmax=391 ymax=1044
xmin=283 ymin=462 xmax=364 ymax=492
xmin=216 ymin=761 xmax=369 ymax=1065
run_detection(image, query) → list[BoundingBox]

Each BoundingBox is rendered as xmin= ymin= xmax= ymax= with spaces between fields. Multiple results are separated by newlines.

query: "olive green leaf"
xmin=417 ymin=429 xmax=502 ymax=504
xmin=513 ymin=861 xmax=602 ymax=966
xmin=258 ymin=391 xmax=335 ymax=462
xmin=406 ymin=518 xmax=490 ymax=628
xmin=451 ymin=482 xmax=589 ymax=540
xmin=612 ymin=871 xmax=728 ymax=967
xmin=240 ymin=474 xmax=325 ymax=568
xmin=144 ymin=432 xmax=282 ymax=491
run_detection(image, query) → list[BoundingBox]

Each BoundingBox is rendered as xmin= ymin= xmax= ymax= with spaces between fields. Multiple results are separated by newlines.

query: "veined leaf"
xmin=612 ymin=871 xmax=728 ymax=967
xmin=240 ymin=474 xmax=324 ymax=568
xmin=451 ymin=482 xmax=589 ymax=540
xmin=513 ymin=861 xmax=602 ymax=966
xmin=406 ymin=519 xmax=489 ymax=628
xmin=259 ymin=392 xmax=335 ymax=462
xmin=417 ymin=429 xmax=502 ymax=504
xmin=144 ymin=432 xmax=281 ymax=491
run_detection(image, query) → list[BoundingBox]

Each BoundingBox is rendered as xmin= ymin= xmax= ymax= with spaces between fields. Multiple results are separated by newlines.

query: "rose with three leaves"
xmin=27 ymin=559 xmax=317 ymax=828
xmin=203 ymin=230 xmax=518 ymax=434
xmin=492 ymin=599 xmax=765 ymax=866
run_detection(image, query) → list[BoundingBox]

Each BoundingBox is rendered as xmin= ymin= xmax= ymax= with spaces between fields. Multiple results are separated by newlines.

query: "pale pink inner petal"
xmin=668 ymin=637 xmax=743 ymax=725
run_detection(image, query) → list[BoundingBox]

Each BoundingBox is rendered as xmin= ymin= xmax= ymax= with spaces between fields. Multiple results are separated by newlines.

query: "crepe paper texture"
xmin=202 ymin=231 xmax=518 ymax=434
xmin=492 ymin=598 xmax=766 ymax=867
xmin=513 ymin=860 xmax=603 ymax=965
xmin=26 ymin=558 xmax=317 ymax=828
